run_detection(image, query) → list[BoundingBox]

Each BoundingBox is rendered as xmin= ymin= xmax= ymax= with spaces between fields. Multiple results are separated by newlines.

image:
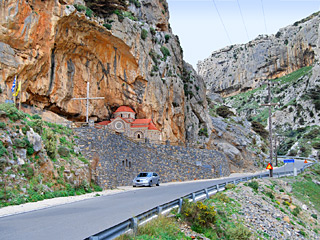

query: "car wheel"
xmin=156 ymin=181 xmax=160 ymax=186
xmin=149 ymin=181 xmax=152 ymax=187
xmin=133 ymin=185 xmax=136 ymax=187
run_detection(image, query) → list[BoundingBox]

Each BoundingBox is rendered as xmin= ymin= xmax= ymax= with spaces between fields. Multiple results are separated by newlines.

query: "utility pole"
xmin=261 ymin=81 xmax=278 ymax=177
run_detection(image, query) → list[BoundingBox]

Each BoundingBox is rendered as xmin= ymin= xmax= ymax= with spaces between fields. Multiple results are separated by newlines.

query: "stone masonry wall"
xmin=74 ymin=127 xmax=230 ymax=189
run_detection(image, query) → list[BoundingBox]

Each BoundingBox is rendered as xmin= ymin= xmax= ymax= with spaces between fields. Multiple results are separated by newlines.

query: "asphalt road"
xmin=0 ymin=159 xmax=311 ymax=240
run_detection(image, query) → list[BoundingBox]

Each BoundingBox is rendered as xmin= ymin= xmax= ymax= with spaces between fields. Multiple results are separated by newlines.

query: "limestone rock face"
xmin=0 ymin=0 xmax=210 ymax=143
xmin=198 ymin=12 xmax=319 ymax=97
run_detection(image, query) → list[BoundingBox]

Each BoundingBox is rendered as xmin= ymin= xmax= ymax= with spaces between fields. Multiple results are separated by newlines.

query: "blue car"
xmin=133 ymin=172 xmax=160 ymax=187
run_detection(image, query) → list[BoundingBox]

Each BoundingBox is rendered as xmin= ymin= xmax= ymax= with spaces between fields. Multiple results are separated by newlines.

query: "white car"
xmin=133 ymin=172 xmax=160 ymax=187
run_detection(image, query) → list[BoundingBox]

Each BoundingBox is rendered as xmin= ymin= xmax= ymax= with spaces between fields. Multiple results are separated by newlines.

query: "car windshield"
xmin=137 ymin=172 xmax=152 ymax=177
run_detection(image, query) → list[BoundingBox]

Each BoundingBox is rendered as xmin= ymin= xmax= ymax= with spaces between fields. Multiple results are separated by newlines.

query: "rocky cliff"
xmin=0 ymin=0 xmax=211 ymax=143
xmin=198 ymin=12 xmax=319 ymax=97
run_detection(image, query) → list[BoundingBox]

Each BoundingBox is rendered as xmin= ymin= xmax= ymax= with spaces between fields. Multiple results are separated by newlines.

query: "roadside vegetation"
xmin=118 ymin=163 xmax=320 ymax=240
xmin=0 ymin=103 xmax=101 ymax=208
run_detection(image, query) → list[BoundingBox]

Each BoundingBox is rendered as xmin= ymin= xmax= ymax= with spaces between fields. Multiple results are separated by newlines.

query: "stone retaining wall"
xmin=74 ymin=127 xmax=230 ymax=189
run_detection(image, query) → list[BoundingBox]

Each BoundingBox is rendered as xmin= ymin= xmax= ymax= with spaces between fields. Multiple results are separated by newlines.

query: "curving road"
xmin=0 ymin=159 xmax=311 ymax=240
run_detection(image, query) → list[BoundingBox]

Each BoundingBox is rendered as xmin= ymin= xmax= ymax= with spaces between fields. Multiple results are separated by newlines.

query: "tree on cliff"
xmin=84 ymin=0 xmax=127 ymax=15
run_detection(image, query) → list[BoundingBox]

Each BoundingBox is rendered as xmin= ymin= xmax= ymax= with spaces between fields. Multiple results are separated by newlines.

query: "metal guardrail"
xmin=85 ymin=162 xmax=315 ymax=240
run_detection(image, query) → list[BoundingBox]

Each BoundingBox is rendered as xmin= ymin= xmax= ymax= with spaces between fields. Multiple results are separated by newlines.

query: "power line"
xmin=211 ymin=0 xmax=232 ymax=45
xmin=260 ymin=0 xmax=268 ymax=33
xmin=236 ymin=0 xmax=250 ymax=41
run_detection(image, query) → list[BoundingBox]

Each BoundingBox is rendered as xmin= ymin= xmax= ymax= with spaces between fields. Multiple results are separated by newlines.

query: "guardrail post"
xmin=192 ymin=193 xmax=196 ymax=202
xmin=205 ymin=189 xmax=209 ymax=199
xmin=131 ymin=217 xmax=138 ymax=236
xmin=157 ymin=206 xmax=163 ymax=215
xmin=216 ymin=184 xmax=219 ymax=192
xmin=246 ymin=177 xmax=248 ymax=181
xmin=178 ymin=198 xmax=183 ymax=214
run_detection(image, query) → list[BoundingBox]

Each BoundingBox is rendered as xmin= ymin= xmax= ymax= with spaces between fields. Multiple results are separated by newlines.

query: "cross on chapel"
xmin=72 ymin=82 xmax=105 ymax=123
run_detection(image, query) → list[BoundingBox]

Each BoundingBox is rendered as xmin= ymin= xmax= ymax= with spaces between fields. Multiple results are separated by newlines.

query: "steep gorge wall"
xmin=0 ymin=0 xmax=211 ymax=143
xmin=198 ymin=12 xmax=319 ymax=97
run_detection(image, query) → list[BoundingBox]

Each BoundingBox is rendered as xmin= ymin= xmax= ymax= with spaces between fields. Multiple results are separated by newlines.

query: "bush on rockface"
xmin=141 ymin=29 xmax=148 ymax=40
xmin=304 ymin=128 xmax=320 ymax=139
xmin=198 ymin=128 xmax=208 ymax=137
xmin=0 ymin=141 xmax=8 ymax=157
xmin=58 ymin=146 xmax=70 ymax=158
xmin=44 ymin=129 xmax=57 ymax=159
xmin=251 ymin=121 xmax=269 ymax=139
xmin=0 ymin=122 xmax=6 ymax=129
xmin=0 ymin=103 xmax=25 ymax=121
xmin=160 ymin=46 xmax=171 ymax=61
xmin=216 ymin=106 xmax=235 ymax=118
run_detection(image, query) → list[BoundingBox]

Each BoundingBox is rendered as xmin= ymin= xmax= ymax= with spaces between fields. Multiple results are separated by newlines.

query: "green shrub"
xmin=123 ymin=11 xmax=137 ymax=21
xmin=312 ymin=141 xmax=320 ymax=149
xmin=141 ymin=29 xmax=148 ymax=41
xmin=266 ymin=191 xmax=275 ymax=199
xmin=248 ymin=180 xmax=259 ymax=191
xmin=311 ymin=213 xmax=318 ymax=219
xmin=28 ymin=119 xmax=43 ymax=135
xmin=74 ymin=4 xmax=86 ymax=12
xmin=211 ymin=192 xmax=230 ymax=203
xmin=216 ymin=106 xmax=235 ymax=118
xmin=0 ymin=103 xmax=25 ymax=121
xmin=129 ymin=0 xmax=141 ymax=8
xmin=0 ymin=122 xmax=6 ymax=129
xmin=0 ymin=141 xmax=8 ymax=157
xmin=31 ymin=114 xmax=41 ymax=120
xmin=181 ymin=199 xmax=216 ymax=227
xmin=283 ymin=201 xmax=290 ymax=206
xmin=103 ymin=23 xmax=112 ymax=30
xmin=165 ymin=34 xmax=170 ymax=43
xmin=160 ymin=46 xmax=171 ymax=61
xmin=251 ymin=121 xmax=269 ymax=139
xmin=92 ymin=183 xmax=103 ymax=192
xmin=304 ymin=128 xmax=320 ymax=139
xmin=198 ymin=128 xmax=208 ymax=137
xmin=150 ymin=27 xmax=156 ymax=35
xmin=27 ymin=147 xmax=34 ymax=156
xmin=292 ymin=206 xmax=301 ymax=216
xmin=21 ymin=164 xmax=34 ymax=179
xmin=226 ymin=223 xmax=252 ymax=240
xmin=135 ymin=215 xmax=185 ymax=239
xmin=78 ymin=156 xmax=89 ymax=164
xmin=13 ymin=137 xmax=30 ymax=148
xmin=299 ymin=230 xmax=306 ymax=237
xmin=225 ymin=183 xmax=236 ymax=190
xmin=85 ymin=8 xmax=93 ymax=18
xmin=58 ymin=146 xmax=70 ymax=157
xmin=44 ymin=129 xmax=57 ymax=159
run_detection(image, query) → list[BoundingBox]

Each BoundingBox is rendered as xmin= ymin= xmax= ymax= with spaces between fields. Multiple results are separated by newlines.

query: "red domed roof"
xmin=114 ymin=106 xmax=135 ymax=113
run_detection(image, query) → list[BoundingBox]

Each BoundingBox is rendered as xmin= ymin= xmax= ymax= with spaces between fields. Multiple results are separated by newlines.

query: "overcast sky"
xmin=167 ymin=0 xmax=320 ymax=69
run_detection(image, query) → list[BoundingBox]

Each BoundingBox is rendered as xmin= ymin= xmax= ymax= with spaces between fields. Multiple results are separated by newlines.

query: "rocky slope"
xmin=0 ymin=103 xmax=98 ymax=207
xmin=0 ymin=0 xmax=211 ymax=143
xmin=198 ymin=12 xmax=319 ymax=97
xmin=223 ymin=65 xmax=320 ymax=159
